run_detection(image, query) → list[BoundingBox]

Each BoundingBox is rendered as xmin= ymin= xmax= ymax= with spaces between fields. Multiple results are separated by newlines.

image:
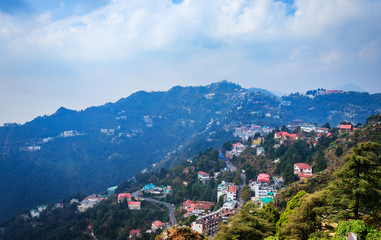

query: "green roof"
xmin=107 ymin=186 xmax=118 ymax=191
xmin=260 ymin=197 xmax=273 ymax=204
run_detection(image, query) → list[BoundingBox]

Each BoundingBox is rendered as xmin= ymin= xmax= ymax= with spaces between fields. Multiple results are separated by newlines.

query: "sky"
xmin=0 ymin=0 xmax=380 ymax=125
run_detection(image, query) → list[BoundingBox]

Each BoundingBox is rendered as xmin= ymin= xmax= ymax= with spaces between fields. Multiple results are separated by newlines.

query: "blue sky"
xmin=0 ymin=0 xmax=380 ymax=125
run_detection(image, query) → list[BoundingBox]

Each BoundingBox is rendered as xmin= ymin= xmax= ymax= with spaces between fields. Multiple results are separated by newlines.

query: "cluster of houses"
xmin=20 ymin=129 xmax=83 ymax=152
xmin=191 ymin=208 xmax=235 ymax=236
xmin=141 ymin=184 xmax=171 ymax=195
xmin=129 ymin=220 xmax=166 ymax=239
xmin=182 ymin=200 xmax=215 ymax=217
xmin=249 ymin=174 xmax=279 ymax=207
xmin=77 ymin=194 xmax=105 ymax=213
xmin=189 ymin=181 xmax=239 ymax=236
xmin=118 ymin=193 xmax=141 ymax=210
xmin=228 ymin=124 xmax=274 ymax=142
xmin=29 ymin=205 xmax=48 ymax=218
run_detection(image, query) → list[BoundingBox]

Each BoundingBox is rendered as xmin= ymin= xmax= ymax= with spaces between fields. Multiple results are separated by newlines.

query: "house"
xmin=226 ymin=185 xmax=237 ymax=201
xmin=294 ymin=163 xmax=313 ymax=180
xmin=107 ymin=186 xmax=118 ymax=196
xmin=256 ymin=147 xmax=265 ymax=156
xmin=222 ymin=200 xmax=237 ymax=210
xmin=77 ymin=194 xmax=104 ymax=212
xmin=37 ymin=205 xmax=48 ymax=212
xmin=77 ymin=201 xmax=97 ymax=212
xmin=70 ymin=198 xmax=79 ymax=205
xmin=191 ymin=208 xmax=235 ymax=236
xmin=152 ymin=220 xmax=164 ymax=231
xmin=340 ymin=124 xmax=353 ymax=134
xmin=118 ymin=193 xmax=132 ymax=203
xmin=257 ymin=174 xmax=270 ymax=183
xmin=128 ymin=201 xmax=141 ymax=210
xmin=30 ymin=209 xmax=40 ymax=218
xmin=143 ymin=184 xmax=156 ymax=191
xmin=83 ymin=194 xmax=104 ymax=203
xmin=294 ymin=163 xmax=313 ymax=175
xmin=182 ymin=200 xmax=214 ymax=215
xmin=274 ymin=132 xmax=298 ymax=141
xmin=250 ymin=181 xmax=277 ymax=198
xmin=129 ymin=229 xmax=141 ymax=238
xmin=227 ymin=142 xmax=247 ymax=157
xmin=251 ymin=138 xmax=262 ymax=147
xmin=217 ymin=181 xmax=235 ymax=201
xmin=198 ymin=171 xmax=210 ymax=182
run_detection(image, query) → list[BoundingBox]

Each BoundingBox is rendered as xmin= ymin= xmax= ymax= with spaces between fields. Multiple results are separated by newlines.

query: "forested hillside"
xmin=0 ymin=81 xmax=380 ymax=220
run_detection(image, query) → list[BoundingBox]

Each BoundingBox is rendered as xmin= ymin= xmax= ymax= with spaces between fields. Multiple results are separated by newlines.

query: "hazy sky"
xmin=0 ymin=0 xmax=380 ymax=125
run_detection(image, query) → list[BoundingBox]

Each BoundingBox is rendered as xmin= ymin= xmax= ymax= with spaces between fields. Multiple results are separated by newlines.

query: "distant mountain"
xmin=336 ymin=83 xmax=365 ymax=92
xmin=0 ymin=81 xmax=380 ymax=220
xmin=248 ymin=87 xmax=279 ymax=98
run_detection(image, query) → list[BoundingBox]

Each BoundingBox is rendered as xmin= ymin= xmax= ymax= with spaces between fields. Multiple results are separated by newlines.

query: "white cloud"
xmin=320 ymin=51 xmax=340 ymax=64
xmin=0 ymin=0 xmax=381 ymax=124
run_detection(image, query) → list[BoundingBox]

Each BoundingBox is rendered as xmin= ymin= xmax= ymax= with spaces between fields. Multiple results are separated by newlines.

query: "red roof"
xmin=198 ymin=171 xmax=208 ymax=177
xmin=128 ymin=201 xmax=141 ymax=206
xmin=118 ymin=193 xmax=132 ymax=199
xmin=193 ymin=203 xmax=213 ymax=210
xmin=298 ymin=173 xmax=313 ymax=179
xmin=257 ymin=173 xmax=270 ymax=183
xmin=294 ymin=163 xmax=312 ymax=170
xmin=340 ymin=124 xmax=352 ymax=130
xmin=129 ymin=229 xmax=140 ymax=235
xmin=228 ymin=185 xmax=237 ymax=193
xmin=232 ymin=142 xmax=243 ymax=147
xmin=182 ymin=199 xmax=193 ymax=207
xmin=153 ymin=220 xmax=164 ymax=228
xmin=276 ymin=132 xmax=297 ymax=138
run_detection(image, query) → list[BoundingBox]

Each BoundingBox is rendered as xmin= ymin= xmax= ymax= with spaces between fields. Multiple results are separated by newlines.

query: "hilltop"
xmin=0 ymin=81 xmax=380 ymax=220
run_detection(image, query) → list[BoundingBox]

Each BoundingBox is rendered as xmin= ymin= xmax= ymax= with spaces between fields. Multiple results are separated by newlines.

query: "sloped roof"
xmin=294 ymin=163 xmax=312 ymax=170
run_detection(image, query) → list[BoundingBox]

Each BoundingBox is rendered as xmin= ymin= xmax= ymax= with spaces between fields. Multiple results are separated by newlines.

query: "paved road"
xmin=132 ymin=190 xmax=177 ymax=226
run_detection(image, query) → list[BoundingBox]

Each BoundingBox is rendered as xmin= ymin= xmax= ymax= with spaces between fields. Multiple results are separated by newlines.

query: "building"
xmin=118 ymin=193 xmax=132 ymax=203
xmin=30 ymin=209 xmax=40 ymax=218
xmin=257 ymin=173 xmax=270 ymax=183
xmin=226 ymin=185 xmax=237 ymax=201
xmin=226 ymin=142 xmax=247 ymax=157
xmin=217 ymin=181 xmax=235 ymax=201
xmin=37 ymin=205 xmax=48 ymax=212
xmin=129 ymin=229 xmax=141 ymax=238
xmin=256 ymin=147 xmax=265 ymax=156
xmin=294 ymin=163 xmax=313 ymax=175
xmin=274 ymin=132 xmax=298 ymax=141
xmin=340 ymin=124 xmax=353 ymax=134
xmin=143 ymin=184 xmax=156 ymax=191
xmin=77 ymin=201 xmax=97 ymax=212
xmin=182 ymin=200 xmax=214 ymax=216
xmin=151 ymin=220 xmax=164 ymax=231
xmin=128 ymin=201 xmax=141 ymax=210
xmin=191 ymin=208 xmax=235 ymax=236
xmin=107 ymin=186 xmax=118 ymax=196
xmin=198 ymin=171 xmax=210 ymax=182
xmin=250 ymin=181 xmax=277 ymax=198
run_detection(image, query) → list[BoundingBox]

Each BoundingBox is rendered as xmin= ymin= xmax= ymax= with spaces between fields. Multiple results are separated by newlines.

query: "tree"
xmin=322 ymin=122 xmax=331 ymax=129
xmin=328 ymin=142 xmax=381 ymax=220
xmin=335 ymin=146 xmax=343 ymax=157
xmin=240 ymin=185 xmax=252 ymax=202
xmin=214 ymin=201 xmax=275 ymax=240
xmin=313 ymin=151 xmax=326 ymax=173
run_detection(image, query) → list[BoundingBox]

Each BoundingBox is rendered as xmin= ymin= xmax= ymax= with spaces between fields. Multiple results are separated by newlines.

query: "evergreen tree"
xmin=328 ymin=142 xmax=381 ymax=220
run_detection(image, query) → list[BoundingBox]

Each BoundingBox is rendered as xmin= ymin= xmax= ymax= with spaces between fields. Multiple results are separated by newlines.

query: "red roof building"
xmin=294 ymin=163 xmax=313 ymax=177
xmin=340 ymin=124 xmax=353 ymax=133
xmin=152 ymin=220 xmax=164 ymax=231
xmin=257 ymin=173 xmax=270 ymax=183
xmin=118 ymin=193 xmax=132 ymax=203
xmin=129 ymin=229 xmax=141 ymax=237
xmin=128 ymin=201 xmax=141 ymax=210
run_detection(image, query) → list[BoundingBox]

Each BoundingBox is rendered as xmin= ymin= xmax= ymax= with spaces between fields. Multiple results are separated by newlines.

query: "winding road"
xmin=132 ymin=190 xmax=177 ymax=226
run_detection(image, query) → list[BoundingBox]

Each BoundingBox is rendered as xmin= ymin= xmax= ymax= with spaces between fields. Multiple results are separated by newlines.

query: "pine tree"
xmin=328 ymin=142 xmax=381 ymax=220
